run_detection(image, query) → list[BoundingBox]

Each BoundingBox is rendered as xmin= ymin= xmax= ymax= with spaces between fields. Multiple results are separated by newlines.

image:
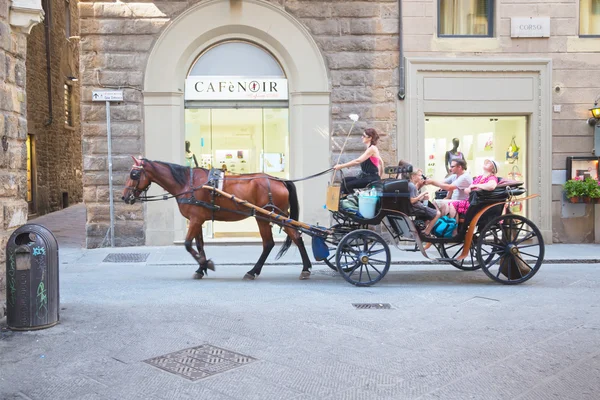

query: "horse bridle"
xmin=126 ymin=165 xmax=151 ymax=200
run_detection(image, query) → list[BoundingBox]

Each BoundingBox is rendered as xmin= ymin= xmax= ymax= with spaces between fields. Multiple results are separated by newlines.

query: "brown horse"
xmin=121 ymin=157 xmax=312 ymax=280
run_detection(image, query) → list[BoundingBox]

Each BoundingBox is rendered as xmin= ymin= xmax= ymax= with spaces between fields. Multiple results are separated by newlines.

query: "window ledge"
xmin=10 ymin=0 xmax=45 ymax=34
xmin=432 ymin=37 xmax=502 ymax=52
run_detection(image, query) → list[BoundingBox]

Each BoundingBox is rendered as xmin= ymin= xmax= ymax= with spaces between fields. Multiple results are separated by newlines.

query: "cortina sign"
xmin=511 ymin=17 xmax=550 ymax=38
xmin=185 ymin=77 xmax=288 ymax=101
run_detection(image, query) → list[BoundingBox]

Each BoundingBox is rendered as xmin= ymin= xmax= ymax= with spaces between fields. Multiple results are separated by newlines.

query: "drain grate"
xmin=144 ymin=344 xmax=257 ymax=381
xmin=103 ymin=253 xmax=149 ymax=263
xmin=352 ymin=303 xmax=392 ymax=309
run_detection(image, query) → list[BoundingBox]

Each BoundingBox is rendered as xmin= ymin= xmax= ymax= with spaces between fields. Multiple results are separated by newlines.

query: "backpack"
xmin=340 ymin=195 xmax=359 ymax=212
xmin=432 ymin=216 xmax=457 ymax=238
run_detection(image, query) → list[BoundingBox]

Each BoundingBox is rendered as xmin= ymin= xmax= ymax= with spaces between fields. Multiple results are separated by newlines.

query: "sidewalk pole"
xmin=106 ymin=100 xmax=115 ymax=248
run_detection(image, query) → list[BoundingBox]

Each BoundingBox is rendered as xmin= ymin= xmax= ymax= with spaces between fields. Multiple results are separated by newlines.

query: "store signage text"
xmin=185 ymin=77 xmax=288 ymax=101
xmin=511 ymin=17 xmax=550 ymax=38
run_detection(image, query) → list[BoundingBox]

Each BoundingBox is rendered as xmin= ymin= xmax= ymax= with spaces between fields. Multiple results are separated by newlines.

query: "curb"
xmin=144 ymin=259 xmax=600 ymax=267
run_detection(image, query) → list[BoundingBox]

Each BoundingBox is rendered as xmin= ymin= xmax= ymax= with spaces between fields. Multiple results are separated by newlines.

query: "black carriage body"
xmin=333 ymin=178 xmax=412 ymax=225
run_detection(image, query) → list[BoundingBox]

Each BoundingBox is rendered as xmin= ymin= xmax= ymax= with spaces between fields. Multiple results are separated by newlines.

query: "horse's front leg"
xmin=283 ymin=226 xmax=312 ymax=280
xmin=195 ymin=225 xmax=215 ymax=273
xmin=243 ymin=220 xmax=275 ymax=280
xmin=184 ymin=220 xmax=213 ymax=279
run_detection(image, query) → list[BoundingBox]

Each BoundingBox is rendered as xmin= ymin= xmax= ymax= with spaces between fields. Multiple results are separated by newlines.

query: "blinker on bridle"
xmin=127 ymin=165 xmax=150 ymax=200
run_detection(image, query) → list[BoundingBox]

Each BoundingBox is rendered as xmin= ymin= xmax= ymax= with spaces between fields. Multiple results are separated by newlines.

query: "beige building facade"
xmin=79 ymin=0 xmax=600 ymax=247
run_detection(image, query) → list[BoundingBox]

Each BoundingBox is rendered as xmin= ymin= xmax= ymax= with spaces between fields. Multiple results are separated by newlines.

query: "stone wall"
xmin=26 ymin=0 xmax=82 ymax=216
xmin=79 ymin=0 xmax=599 ymax=244
xmin=78 ymin=0 xmax=399 ymax=247
xmin=0 ymin=2 xmax=36 ymax=316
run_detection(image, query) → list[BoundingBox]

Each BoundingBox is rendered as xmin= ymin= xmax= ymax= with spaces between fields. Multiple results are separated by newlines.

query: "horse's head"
xmin=122 ymin=156 xmax=151 ymax=204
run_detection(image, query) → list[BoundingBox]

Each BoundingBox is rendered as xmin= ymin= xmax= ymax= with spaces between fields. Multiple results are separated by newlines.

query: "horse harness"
xmin=175 ymin=168 xmax=276 ymax=221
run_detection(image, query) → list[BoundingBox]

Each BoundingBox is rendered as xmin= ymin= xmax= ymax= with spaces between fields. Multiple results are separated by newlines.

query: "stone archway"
xmin=143 ymin=0 xmax=330 ymax=244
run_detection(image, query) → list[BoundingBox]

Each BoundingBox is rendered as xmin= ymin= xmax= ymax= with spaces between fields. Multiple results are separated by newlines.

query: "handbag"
xmin=484 ymin=137 xmax=494 ymax=151
xmin=508 ymin=165 xmax=523 ymax=181
xmin=326 ymin=183 xmax=341 ymax=211
xmin=506 ymin=136 xmax=520 ymax=164
xmin=508 ymin=200 xmax=523 ymax=214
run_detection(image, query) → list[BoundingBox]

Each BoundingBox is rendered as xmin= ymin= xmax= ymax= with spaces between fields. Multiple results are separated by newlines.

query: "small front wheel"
xmin=323 ymin=224 xmax=356 ymax=272
xmin=335 ymin=229 xmax=391 ymax=286
xmin=476 ymin=214 xmax=544 ymax=284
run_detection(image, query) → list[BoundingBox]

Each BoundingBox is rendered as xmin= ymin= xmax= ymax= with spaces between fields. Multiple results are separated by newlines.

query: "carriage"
xmin=123 ymin=158 xmax=544 ymax=286
xmin=317 ymin=165 xmax=544 ymax=286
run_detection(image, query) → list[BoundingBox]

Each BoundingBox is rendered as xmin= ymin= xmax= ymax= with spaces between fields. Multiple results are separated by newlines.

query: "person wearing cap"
xmin=449 ymin=158 xmax=499 ymax=217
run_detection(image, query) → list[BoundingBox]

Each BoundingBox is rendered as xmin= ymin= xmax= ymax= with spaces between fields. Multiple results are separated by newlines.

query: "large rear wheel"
xmin=476 ymin=214 xmax=544 ymax=284
xmin=335 ymin=230 xmax=391 ymax=286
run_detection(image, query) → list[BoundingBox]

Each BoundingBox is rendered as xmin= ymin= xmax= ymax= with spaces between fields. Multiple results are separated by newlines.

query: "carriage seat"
xmin=454 ymin=179 xmax=526 ymax=223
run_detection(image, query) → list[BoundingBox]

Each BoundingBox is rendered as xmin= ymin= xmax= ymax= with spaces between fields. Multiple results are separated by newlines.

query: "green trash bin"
xmin=5 ymin=224 xmax=59 ymax=331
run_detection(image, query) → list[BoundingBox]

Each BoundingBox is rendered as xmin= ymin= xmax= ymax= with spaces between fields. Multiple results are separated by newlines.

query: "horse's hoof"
xmin=206 ymin=260 xmax=215 ymax=271
xmin=193 ymin=273 xmax=204 ymax=279
xmin=243 ymin=273 xmax=255 ymax=281
xmin=299 ymin=271 xmax=311 ymax=280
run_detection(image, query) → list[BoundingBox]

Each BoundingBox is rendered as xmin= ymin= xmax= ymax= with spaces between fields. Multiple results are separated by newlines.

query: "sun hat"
xmin=485 ymin=159 xmax=498 ymax=174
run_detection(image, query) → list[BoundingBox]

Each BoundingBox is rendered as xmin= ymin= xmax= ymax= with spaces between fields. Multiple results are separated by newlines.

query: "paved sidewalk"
xmin=23 ymin=203 xmax=600 ymax=268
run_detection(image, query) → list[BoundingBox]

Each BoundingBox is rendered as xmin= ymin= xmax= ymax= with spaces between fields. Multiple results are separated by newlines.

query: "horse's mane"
xmin=143 ymin=158 xmax=205 ymax=186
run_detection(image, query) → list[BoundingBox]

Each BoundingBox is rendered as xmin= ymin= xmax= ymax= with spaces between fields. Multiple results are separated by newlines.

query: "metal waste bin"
xmin=5 ymin=224 xmax=59 ymax=331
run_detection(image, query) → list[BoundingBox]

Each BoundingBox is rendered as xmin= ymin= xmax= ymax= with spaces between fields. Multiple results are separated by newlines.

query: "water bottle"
xmin=370 ymin=188 xmax=377 ymax=197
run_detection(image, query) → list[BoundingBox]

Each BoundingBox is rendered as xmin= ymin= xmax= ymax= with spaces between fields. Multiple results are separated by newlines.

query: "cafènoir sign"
xmin=185 ymin=77 xmax=288 ymax=101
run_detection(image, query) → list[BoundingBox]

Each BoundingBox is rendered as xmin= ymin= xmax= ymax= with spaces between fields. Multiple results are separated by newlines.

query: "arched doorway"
xmin=143 ymin=0 xmax=330 ymax=245
xmin=185 ymin=41 xmax=290 ymax=238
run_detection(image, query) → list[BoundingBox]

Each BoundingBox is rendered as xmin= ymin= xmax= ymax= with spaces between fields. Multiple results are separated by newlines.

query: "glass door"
xmin=184 ymin=108 xmax=289 ymax=239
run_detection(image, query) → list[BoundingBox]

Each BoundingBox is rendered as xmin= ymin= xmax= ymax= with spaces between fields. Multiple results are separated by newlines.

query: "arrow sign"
xmin=92 ymin=90 xmax=124 ymax=102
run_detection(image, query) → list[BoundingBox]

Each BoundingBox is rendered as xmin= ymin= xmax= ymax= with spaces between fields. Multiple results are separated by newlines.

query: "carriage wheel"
xmin=476 ymin=214 xmax=544 ymax=285
xmin=438 ymin=234 xmax=494 ymax=271
xmin=335 ymin=230 xmax=391 ymax=286
xmin=323 ymin=224 xmax=356 ymax=272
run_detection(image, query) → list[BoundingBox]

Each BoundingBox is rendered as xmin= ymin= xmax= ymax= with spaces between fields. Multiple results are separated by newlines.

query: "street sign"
xmin=92 ymin=90 xmax=124 ymax=102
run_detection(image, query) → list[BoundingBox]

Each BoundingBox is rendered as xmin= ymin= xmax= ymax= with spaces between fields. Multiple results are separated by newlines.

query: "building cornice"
xmin=10 ymin=0 xmax=45 ymax=35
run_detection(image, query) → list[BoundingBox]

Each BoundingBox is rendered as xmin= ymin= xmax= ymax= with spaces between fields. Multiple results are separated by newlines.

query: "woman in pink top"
xmin=450 ymin=159 xmax=499 ymax=216
xmin=334 ymin=128 xmax=384 ymax=194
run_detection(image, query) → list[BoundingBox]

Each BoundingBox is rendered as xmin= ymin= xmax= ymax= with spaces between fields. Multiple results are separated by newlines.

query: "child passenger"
xmin=408 ymin=171 xmax=441 ymax=237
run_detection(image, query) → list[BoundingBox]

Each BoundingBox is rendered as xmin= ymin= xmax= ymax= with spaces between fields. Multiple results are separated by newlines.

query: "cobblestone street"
xmin=1 ymin=205 xmax=600 ymax=400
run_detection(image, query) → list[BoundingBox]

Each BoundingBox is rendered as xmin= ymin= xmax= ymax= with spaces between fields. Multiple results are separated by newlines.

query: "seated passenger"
xmin=408 ymin=171 xmax=441 ymax=237
xmin=450 ymin=159 xmax=499 ymax=216
xmin=396 ymin=159 xmax=412 ymax=179
xmin=425 ymin=158 xmax=473 ymax=220
xmin=334 ymin=128 xmax=384 ymax=195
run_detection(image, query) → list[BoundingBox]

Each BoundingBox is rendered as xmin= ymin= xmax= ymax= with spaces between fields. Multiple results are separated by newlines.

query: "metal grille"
xmin=103 ymin=253 xmax=149 ymax=263
xmin=144 ymin=344 xmax=257 ymax=381
xmin=352 ymin=303 xmax=392 ymax=309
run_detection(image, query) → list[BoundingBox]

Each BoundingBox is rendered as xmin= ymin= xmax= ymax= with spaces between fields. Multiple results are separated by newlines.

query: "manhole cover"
xmin=144 ymin=344 xmax=257 ymax=381
xmin=103 ymin=253 xmax=149 ymax=263
xmin=352 ymin=303 xmax=392 ymax=309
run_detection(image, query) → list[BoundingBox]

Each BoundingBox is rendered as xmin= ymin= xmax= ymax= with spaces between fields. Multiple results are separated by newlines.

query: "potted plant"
xmin=563 ymin=176 xmax=587 ymax=203
xmin=587 ymin=177 xmax=600 ymax=204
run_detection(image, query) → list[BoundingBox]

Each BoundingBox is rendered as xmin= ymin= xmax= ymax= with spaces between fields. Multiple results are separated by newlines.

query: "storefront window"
xmin=580 ymin=0 xmax=600 ymax=36
xmin=184 ymin=41 xmax=289 ymax=239
xmin=438 ymin=0 xmax=494 ymax=37
xmin=424 ymin=116 xmax=527 ymax=214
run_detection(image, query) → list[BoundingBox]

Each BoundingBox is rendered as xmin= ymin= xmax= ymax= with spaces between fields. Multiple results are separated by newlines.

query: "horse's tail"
xmin=275 ymin=180 xmax=299 ymax=260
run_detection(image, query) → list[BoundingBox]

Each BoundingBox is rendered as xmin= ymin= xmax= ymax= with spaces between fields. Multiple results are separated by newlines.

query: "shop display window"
xmin=424 ymin=116 xmax=527 ymax=214
xmin=184 ymin=108 xmax=289 ymax=237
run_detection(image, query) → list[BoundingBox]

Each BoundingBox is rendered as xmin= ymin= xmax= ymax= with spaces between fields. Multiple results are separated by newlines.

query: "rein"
xmin=127 ymin=165 xmax=335 ymax=202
